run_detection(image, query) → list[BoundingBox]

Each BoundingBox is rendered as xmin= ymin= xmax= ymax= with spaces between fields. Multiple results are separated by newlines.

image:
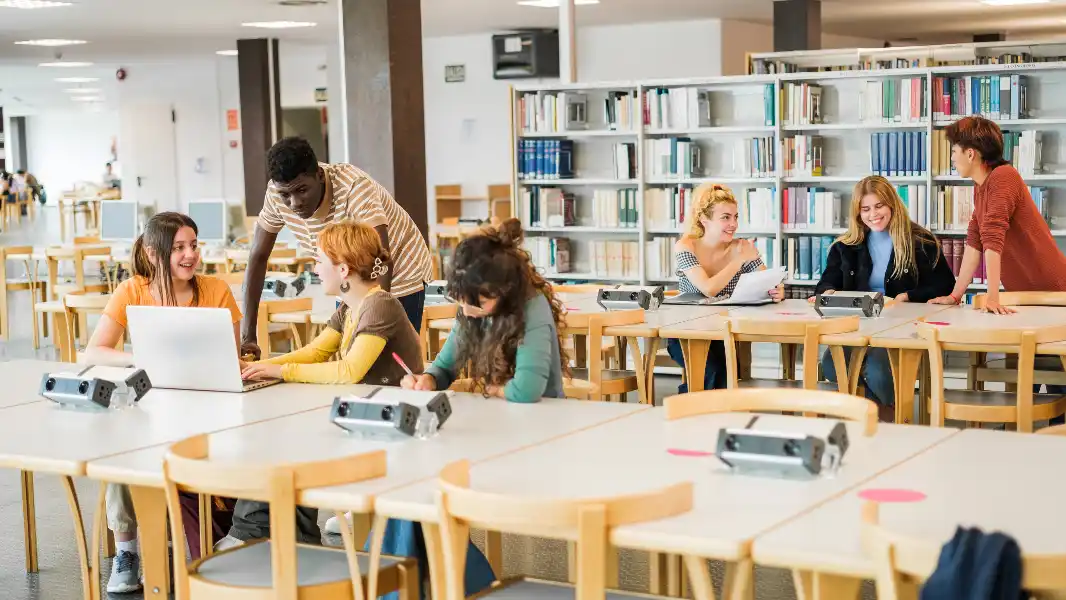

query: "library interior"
xmin=5 ymin=0 xmax=1066 ymax=599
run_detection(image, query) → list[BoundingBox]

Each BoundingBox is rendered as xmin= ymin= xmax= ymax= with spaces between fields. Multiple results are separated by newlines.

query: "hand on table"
xmin=895 ymin=292 xmax=909 ymax=303
xmin=769 ymin=283 xmax=785 ymax=303
xmin=401 ymin=373 xmax=437 ymax=391
xmin=241 ymin=362 xmax=282 ymax=381
xmin=980 ymin=299 xmax=1017 ymax=315
xmin=808 ymin=289 xmax=833 ymax=304
xmin=928 ymin=295 xmax=959 ymax=305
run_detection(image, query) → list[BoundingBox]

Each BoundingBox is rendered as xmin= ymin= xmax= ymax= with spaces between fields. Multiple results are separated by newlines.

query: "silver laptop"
xmin=126 ymin=306 xmax=281 ymax=393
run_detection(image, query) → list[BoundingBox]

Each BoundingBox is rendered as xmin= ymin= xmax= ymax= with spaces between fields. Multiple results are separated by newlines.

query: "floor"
xmin=0 ymin=206 xmax=874 ymax=599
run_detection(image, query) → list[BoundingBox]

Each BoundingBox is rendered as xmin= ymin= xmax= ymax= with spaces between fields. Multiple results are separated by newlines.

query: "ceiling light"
xmin=216 ymin=50 xmax=238 ymax=56
xmin=241 ymin=21 xmax=316 ymax=29
xmin=71 ymin=96 xmax=103 ymax=102
xmin=55 ymin=76 xmax=97 ymax=83
xmin=0 ymin=0 xmax=72 ymax=7
xmin=16 ymin=39 xmax=86 ymax=46
xmin=64 ymin=87 xmax=99 ymax=93
xmin=979 ymin=0 xmax=1048 ymax=4
xmin=517 ymin=0 xmax=599 ymax=6
xmin=39 ymin=61 xmax=92 ymax=67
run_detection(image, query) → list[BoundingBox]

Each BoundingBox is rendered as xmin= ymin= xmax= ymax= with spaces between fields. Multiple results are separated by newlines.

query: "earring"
xmin=340 ymin=281 xmax=351 ymax=293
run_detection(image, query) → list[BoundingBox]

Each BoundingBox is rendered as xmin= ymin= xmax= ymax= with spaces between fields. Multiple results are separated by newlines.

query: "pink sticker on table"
xmin=667 ymin=448 xmax=715 ymax=458
xmin=777 ymin=311 xmax=806 ymax=316
xmin=858 ymin=488 xmax=927 ymax=503
xmin=925 ymin=321 xmax=950 ymax=326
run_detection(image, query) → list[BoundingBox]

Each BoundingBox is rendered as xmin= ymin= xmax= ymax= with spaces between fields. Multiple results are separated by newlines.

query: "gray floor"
xmin=0 ymin=206 xmax=873 ymax=599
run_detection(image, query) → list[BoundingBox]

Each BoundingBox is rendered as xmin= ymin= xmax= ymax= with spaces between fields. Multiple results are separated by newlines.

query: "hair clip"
xmin=370 ymin=257 xmax=389 ymax=280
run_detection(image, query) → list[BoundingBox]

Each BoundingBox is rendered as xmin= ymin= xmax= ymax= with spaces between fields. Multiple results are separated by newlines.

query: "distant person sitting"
xmin=102 ymin=162 xmax=120 ymax=189
xmin=17 ymin=170 xmax=41 ymax=204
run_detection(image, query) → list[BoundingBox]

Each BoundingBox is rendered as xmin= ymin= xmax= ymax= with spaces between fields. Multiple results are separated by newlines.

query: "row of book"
xmin=517 ymin=139 xmax=574 ymax=180
xmin=859 ymin=78 xmax=928 ymax=124
xmin=939 ymin=238 xmax=991 ymax=285
xmin=643 ymin=187 xmax=776 ymax=231
xmin=643 ymin=87 xmax=711 ymax=130
xmin=517 ymin=91 xmax=643 ymax=134
xmin=780 ymin=82 xmax=823 ymax=126
xmin=932 ymin=75 xmax=1029 ymax=122
xmin=644 ymin=138 xmax=702 ymax=179
xmin=736 ymin=137 xmax=776 ymax=178
xmin=782 ymin=135 xmax=824 ymax=177
xmin=930 ymin=129 xmax=1042 ymax=176
xmin=520 ymin=187 xmax=641 ymax=229
xmin=613 ymin=143 xmax=638 ymax=180
xmin=527 ymin=239 xmax=641 ymax=279
xmin=526 ymin=237 xmax=572 ymax=274
xmin=870 ymin=131 xmax=927 ymax=177
xmin=926 ymin=185 xmax=1049 ymax=231
xmin=751 ymin=52 xmax=1066 ymax=76
xmin=784 ymin=236 xmax=836 ymax=282
xmin=782 ymin=187 xmax=843 ymax=231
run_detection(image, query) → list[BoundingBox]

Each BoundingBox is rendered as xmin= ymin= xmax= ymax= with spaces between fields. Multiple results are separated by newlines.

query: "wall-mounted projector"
xmin=715 ymin=415 xmax=849 ymax=479
xmin=814 ymin=291 xmax=884 ymax=318
xmin=330 ymin=387 xmax=452 ymax=440
xmin=596 ymin=285 xmax=665 ymax=311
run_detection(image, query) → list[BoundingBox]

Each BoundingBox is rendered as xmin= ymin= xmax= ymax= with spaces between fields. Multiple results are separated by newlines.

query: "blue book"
xmin=812 ymin=236 xmax=824 ymax=280
xmin=871 ymin=133 xmax=880 ymax=175
xmin=559 ymin=140 xmax=574 ymax=179
xmin=879 ymin=132 xmax=889 ymax=176
xmin=887 ymin=132 xmax=897 ymax=177
xmin=798 ymin=236 xmax=812 ymax=280
xmin=821 ymin=237 xmax=833 ymax=275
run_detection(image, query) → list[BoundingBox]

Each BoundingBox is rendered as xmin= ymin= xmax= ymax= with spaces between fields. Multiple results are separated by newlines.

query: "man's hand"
xmin=240 ymin=340 xmax=262 ymax=361
xmin=980 ymin=299 xmax=1017 ymax=315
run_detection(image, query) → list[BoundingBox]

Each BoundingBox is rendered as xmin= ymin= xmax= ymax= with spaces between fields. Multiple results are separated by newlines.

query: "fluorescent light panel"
xmin=39 ymin=61 xmax=92 ymax=67
xmin=241 ymin=21 xmax=316 ymax=29
xmin=0 ymin=0 xmax=72 ymax=7
xmin=16 ymin=39 xmax=86 ymax=46
xmin=64 ymin=87 xmax=99 ymax=93
xmin=72 ymin=96 xmax=103 ymax=102
xmin=517 ymin=0 xmax=599 ymax=6
xmin=55 ymin=76 xmax=97 ymax=82
xmin=216 ymin=50 xmax=238 ymax=56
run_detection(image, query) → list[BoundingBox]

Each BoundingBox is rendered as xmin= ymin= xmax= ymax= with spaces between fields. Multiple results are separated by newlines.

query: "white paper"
xmin=725 ymin=268 xmax=785 ymax=304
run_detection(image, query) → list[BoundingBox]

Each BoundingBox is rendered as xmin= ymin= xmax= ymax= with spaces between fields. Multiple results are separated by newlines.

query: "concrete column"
xmin=773 ymin=0 xmax=821 ymax=52
xmin=559 ymin=0 xmax=576 ymax=83
xmin=236 ymin=38 xmax=281 ymax=217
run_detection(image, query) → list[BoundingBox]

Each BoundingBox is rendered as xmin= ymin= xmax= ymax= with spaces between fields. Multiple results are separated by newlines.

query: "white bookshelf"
xmin=509 ymin=40 xmax=1066 ymax=291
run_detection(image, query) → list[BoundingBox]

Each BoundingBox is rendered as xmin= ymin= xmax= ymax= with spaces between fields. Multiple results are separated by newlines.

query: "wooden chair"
xmin=665 ymin=388 xmax=878 ymax=436
xmin=724 ymin=316 xmax=861 ymax=392
xmin=487 ymin=184 xmax=511 ymax=222
xmin=919 ymin=322 xmax=1066 ymax=432
xmin=431 ymin=460 xmax=704 ymax=600
xmin=448 ymin=377 xmax=598 ymax=402
xmin=421 ymin=303 xmax=458 ymax=362
xmin=1037 ymin=423 xmax=1066 ymax=436
xmin=553 ymin=284 xmax=604 ymax=294
xmin=63 ymin=291 xmax=117 ymax=363
xmin=225 ymin=247 xmax=298 ymax=273
xmin=968 ymin=292 xmax=1066 ymax=392
xmin=0 ymin=246 xmax=47 ymax=346
xmin=256 ymin=296 xmax=313 ymax=357
xmin=568 ymin=309 xmax=646 ymax=403
xmin=19 ymin=190 xmax=35 ymax=221
xmin=862 ymin=501 xmax=1066 ymax=599
xmin=162 ymin=434 xmax=417 ymax=600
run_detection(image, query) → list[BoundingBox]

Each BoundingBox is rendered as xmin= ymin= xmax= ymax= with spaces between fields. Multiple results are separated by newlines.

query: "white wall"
xmin=26 ymin=109 xmax=119 ymax=193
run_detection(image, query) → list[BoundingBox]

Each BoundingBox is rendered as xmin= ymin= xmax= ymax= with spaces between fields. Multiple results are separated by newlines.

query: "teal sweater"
xmin=425 ymin=294 xmax=563 ymax=403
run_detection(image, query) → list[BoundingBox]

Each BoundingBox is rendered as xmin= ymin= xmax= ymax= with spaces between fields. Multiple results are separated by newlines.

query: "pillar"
xmin=773 ymin=0 xmax=821 ymax=52
xmin=339 ymin=0 xmax=428 ymax=239
xmin=237 ymin=38 xmax=282 ymax=217
xmin=559 ymin=0 xmax=576 ymax=83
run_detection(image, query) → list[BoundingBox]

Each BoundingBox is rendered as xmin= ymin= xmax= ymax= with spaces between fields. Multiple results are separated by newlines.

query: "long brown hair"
xmin=446 ymin=218 xmax=568 ymax=393
xmin=132 ymin=212 xmax=201 ymax=307
xmin=838 ymin=176 xmax=940 ymax=280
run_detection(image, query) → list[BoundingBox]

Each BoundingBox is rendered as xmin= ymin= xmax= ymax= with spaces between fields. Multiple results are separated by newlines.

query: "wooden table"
xmin=752 ymin=427 xmax=1057 ymax=598
xmin=373 ymin=409 xmax=955 ymax=599
xmin=87 ymin=394 xmax=646 ymax=598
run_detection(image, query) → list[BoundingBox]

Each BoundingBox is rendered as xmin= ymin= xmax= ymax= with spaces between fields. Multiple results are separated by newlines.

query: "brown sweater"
xmin=966 ymin=164 xmax=1066 ymax=292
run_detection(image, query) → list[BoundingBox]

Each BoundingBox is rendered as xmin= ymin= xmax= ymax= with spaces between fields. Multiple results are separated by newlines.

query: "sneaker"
xmin=213 ymin=534 xmax=246 ymax=552
xmin=324 ymin=512 xmax=351 ymax=535
xmin=106 ymin=550 xmax=142 ymax=594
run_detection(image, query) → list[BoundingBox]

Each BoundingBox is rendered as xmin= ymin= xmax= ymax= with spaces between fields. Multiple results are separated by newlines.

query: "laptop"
xmin=127 ymin=306 xmax=282 ymax=393
xmin=663 ymin=292 xmax=773 ymax=307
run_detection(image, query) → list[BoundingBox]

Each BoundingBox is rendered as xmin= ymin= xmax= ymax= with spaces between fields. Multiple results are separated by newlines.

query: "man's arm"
xmin=374 ymin=224 xmax=393 ymax=292
xmin=240 ymin=225 xmax=278 ymax=356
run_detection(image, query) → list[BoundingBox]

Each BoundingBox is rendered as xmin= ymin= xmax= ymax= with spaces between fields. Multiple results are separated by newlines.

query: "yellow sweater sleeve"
xmin=259 ymin=328 xmax=342 ymax=366
xmin=280 ymin=334 xmax=387 ymax=384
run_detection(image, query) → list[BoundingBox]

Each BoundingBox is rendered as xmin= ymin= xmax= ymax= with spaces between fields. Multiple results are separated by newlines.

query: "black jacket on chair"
xmin=814 ymin=229 xmax=956 ymax=303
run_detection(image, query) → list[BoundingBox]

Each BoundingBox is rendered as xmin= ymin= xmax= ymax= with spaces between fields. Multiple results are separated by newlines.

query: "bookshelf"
xmin=509 ymin=39 xmax=1066 ymax=292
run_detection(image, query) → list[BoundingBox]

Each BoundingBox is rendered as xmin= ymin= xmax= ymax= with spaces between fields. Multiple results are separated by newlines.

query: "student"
xmin=401 ymin=218 xmax=567 ymax=402
xmin=221 ymin=221 xmax=426 ymax=551
xmin=84 ymin=212 xmax=241 ymax=594
xmin=930 ymin=115 xmax=1066 ymax=312
xmin=815 ymin=176 xmax=955 ymax=421
xmin=665 ymin=183 xmax=783 ymax=392
xmin=240 ymin=137 xmax=433 ymax=359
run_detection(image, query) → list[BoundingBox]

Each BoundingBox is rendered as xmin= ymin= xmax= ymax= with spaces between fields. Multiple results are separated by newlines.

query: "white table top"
xmin=871 ymin=304 xmax=1066 ymax=348
xmin=0 ymin=364 xmax=355 ymax=476
xmin=752 ymin=427 xmax=1064 ymax=576
xmin=373 ymin=409 xmax=955 ymax=560
xmin=0 ymin=360 xmax=66 ymax=409
xmin=87 ymin=394 xmax=648 ymax=512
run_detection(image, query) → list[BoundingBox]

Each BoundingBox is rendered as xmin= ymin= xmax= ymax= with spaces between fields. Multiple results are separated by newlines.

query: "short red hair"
xmin=944 ymin=115 xmax=1006 ymax=168
xmin=318 ymin=221 xmax=390 ymax=281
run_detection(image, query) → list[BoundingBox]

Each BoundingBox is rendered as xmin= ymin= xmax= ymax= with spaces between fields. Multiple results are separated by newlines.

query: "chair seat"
xmin=482 ymin=578 xmax=664 ymax=599
xmin=740 ymin=379 xmax=839 ymax=391
xmin=196 ymin=540 xmax=399 ymax=588
xmin=569 ymin=368 xmax=636 ymax=383
xmin=944 ymin=390 xmax=1065 ymax=407
xmin=34 ymin=300 xmax=66 ymax=314
xmin=981 ymin=356 xmax=1064 ymax=371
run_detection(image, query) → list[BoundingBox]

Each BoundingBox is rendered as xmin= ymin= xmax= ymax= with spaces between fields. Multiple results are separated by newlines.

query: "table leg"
xmin=793 ymin=570 xmax=862 ymax=600
xmin=648 ymin=552 xmax=668 ymax=595
xmin=420 ymin=523 xmax=446 ymax=600
xmin=684 ymin=555 xmax=714 ymax=600
xmin=60 ymin=476 xmax=94 ymax=600
xmin=484 ymin=530 xmax=503 ymax=578
xmin=21 ymin=470 xmax=38 ymax=573
xmin=368 ymin=514 xmax=388 ymax=600
xmin=128 ymin=485 xmax=170 ymax=599
xmin=47 ymin=258 xmax=58 ymax=301
xmin=643 ymin=336 xmax=661 ymax=406
xmin=891 ymin=349 xmax=924 ymax=425
xmin=626 ymin=336 xmax=649 ymax=405
xmin=724 ymin=558 xmax=754 ymax=600
xmin=682 ymin=340 xmax=710 ymax=393
xmin=665 ymin=553 xmax=682 ymax=596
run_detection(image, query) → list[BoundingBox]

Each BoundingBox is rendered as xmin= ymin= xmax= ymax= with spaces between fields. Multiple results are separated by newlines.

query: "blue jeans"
xmin=666 ymin=339 xmax=727 ymax=393
xmin=367 ymin=519 xmax=495 ymax=600
xmin=821 ymin=347 xmax=895 ymax=406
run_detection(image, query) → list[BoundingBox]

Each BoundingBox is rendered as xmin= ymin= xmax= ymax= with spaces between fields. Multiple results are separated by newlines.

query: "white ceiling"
xmin=3 ymin=0 xmax=1066 ymax=112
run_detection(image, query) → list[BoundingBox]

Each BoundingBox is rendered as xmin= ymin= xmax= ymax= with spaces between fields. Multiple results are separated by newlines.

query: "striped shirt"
xmin=258 ymin=163 xmax=432 ymax=298
xmin=676 ymin=250 xmax=764 ymax=298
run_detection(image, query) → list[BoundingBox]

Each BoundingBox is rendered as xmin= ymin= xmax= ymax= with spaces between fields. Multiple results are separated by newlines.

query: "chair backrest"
xmin=256 ymin=296 xmax=313 ymax=351
xmin=270 ymin=247 xmax=298 ymax=260
xmin=421 ymin=303 xmax=458 ymax=361
xmin=861 ymin=501 xmax=1066 ymax=598
xmin=665 ymin=388 xmax=878 ymax=435
xmin=725 ymin=316 xmax=860 ymax=389
xmin=0 ymin=246 xmax=34 ymax=281
xmin=973 ymin=292 xmax=1066 ymax=308
xmin=435 ymin=460 xmax=692 ymax=600
xmin=585 ymin=309 xmax=644 ymax=376
xmin=917 ymin=323 xmax=1066 ymax=431
xmin=553 ymin=284 xmax=603 ymax=295
xmin=163 ymin=434 xmax=386 ymax=600
xmin=74 ymin=235 xmax=100 ymax=245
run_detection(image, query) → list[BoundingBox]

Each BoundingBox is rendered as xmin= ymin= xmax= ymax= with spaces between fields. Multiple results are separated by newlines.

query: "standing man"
xmin=240 ymin=136 xmax=432 ymax=360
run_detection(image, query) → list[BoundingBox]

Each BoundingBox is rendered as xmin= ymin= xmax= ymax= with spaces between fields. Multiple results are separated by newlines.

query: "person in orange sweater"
xmin=930 ymin=116 xmax=1066 ymax=314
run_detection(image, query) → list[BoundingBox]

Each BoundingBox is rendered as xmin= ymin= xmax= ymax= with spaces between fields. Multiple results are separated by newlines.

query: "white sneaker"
xmin=324 ymin=512 xmax=352 ymax=535
xmin=106 ymin=550 xmax=142 ymax=594
xmin=213 ymin=534 xmax=246 ymax=552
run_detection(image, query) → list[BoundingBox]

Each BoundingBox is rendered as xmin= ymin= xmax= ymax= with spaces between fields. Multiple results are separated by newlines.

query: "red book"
xmin=951 ymin=238 xmax=965 ymax=275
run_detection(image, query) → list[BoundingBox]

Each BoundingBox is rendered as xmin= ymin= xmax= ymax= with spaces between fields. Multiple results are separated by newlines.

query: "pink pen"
xmin=393 ymin=352 xmax=415 ymax=378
